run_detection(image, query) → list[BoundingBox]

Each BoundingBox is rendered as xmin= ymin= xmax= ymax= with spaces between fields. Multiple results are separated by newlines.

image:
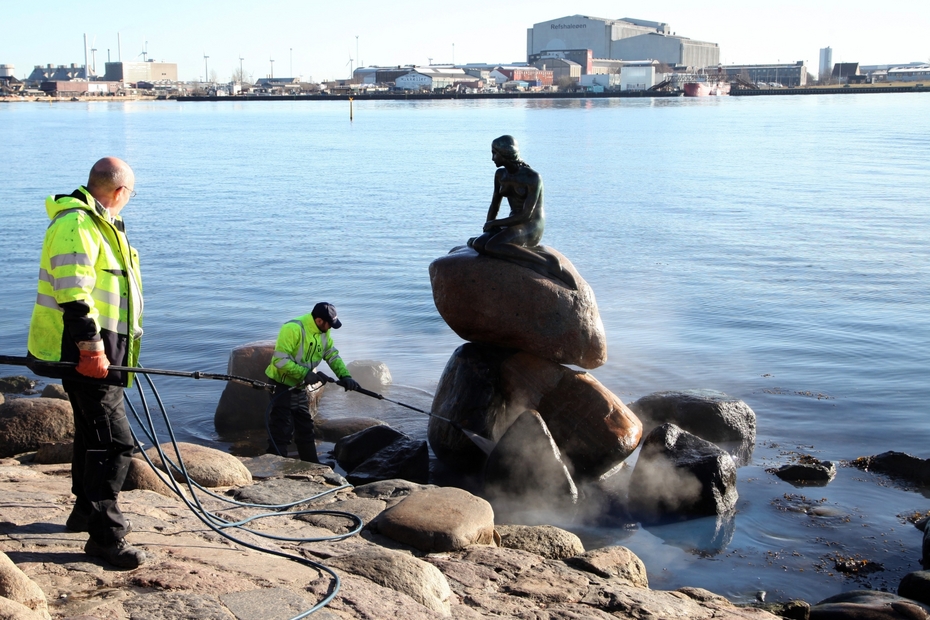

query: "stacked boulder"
xmin=428 ymin=246 xmax=643 ymax=511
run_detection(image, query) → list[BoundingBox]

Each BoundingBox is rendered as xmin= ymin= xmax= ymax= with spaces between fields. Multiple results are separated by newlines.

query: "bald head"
xmin=86 ymin=157 xmax=135 ymax=214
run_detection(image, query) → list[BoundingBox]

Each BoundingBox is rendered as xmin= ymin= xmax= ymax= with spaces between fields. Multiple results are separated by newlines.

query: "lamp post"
xmin=204 ymin=54 xmax=209 ymax=84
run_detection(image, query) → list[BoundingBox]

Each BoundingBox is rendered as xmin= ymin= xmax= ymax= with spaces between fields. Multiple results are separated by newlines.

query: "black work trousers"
xmin=63 ymin=379 xmax=134 ymax=545
xmin=265 ymin=381 xmax=319 ymax=463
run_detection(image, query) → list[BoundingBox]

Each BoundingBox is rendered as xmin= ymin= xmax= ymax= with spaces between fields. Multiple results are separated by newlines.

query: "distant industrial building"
xmin=831 ymin=62 xmax=859 ymax=83
xmin=394 ymin=67 xmax=470 ymax=90
xmin=527 ymin=15 xmax=719 ymax=68
xmin=531 ymin=57 xmax=581 ymax=83
xmin=39 ymin=81 xmax=121 ymax=96
xmin=886 ymin=64 xmax=930 ymax=82
xmin=28 ymin=64 xmax=89 ymax=82
xmin=819 ymin=47 xmax=833 ymax=80
xmin=720 ymin=61 xmax=809 ymax=87
xmin=102 ymin=61 xmax=178 ymax=84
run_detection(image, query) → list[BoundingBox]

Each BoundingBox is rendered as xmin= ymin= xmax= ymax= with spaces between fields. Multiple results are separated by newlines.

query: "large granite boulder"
xmin=918 ymin=517 xmax=930 ymax=567
xmin=429 ymin=246 xmax=607 ymax=369
xmin=427 ymin=343 xmax=509 ymax=471
xmin=628 ymin=423 xmax=738 ymax=523
xmin=483 ymin=410 xmax=577 ymax=518
xmin=143 ymin=442 xmax=253 ymax=487
xmin=214 ymin=340 xmax=323 ymax=433
xmin=810 ymin=590 xmax=930 ymax=619
xmin=628 ymin=390 xmax=755 ymax=465
xmin=39 ymin=384 xmax=68 ymax=400
xmin=34 ymin=441 xmax=73 ymax=464
xmin=504 ymin=354 xmax=642 ymax=479
xmin=316 ymin=417 xmax=385 ymax=443
xmin=123 ymin=457 xmax=176 ymax=497
xmin=429 ymin=347 xmax=641 ymax=479
xmin=372 ymin=487 xmax=495 ymax=553
xmin=0 ymin=397 xmax=73 ymax=458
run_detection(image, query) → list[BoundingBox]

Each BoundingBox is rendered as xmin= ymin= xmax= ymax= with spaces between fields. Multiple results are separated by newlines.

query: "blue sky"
xmin=2 ymin=1 xmax=927 ymax=81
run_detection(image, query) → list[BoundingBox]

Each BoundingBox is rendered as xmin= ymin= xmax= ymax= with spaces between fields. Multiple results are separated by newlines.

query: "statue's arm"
xmin=487 ymin=173 xmax=542 ymax=228
xmin=482 ymin=169 xmax=504 ymax=231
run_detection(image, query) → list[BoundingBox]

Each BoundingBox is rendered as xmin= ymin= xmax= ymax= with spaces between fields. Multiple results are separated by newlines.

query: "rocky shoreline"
xmin=2 ymin=443 xmax=929 ymax=619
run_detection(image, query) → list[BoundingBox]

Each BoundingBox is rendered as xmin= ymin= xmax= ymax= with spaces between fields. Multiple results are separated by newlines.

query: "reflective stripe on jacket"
xmin=265 ymin=313 xmax=349 ymax=387
xmin=27 ymin=187 xmax=143 ymax=386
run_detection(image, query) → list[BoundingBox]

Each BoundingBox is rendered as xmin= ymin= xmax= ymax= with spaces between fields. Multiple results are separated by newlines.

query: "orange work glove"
xmin=76 ymin=349 xmax=110 ymax=379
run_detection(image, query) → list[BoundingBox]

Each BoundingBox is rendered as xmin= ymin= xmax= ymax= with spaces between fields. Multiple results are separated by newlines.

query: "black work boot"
xmin=84 ymin=537 xmax=146 ymax=569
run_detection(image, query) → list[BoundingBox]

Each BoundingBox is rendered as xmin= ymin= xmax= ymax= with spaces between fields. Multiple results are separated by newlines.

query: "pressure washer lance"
xmin=0 ymin=355 xmax=275 ymax=391
xmin=312 ymin=372 xmax=497 ymax=455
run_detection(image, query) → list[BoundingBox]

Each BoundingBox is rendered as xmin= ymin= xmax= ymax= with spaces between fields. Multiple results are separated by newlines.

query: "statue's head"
xmin=491 ymin=135 xmax=523 ymax=166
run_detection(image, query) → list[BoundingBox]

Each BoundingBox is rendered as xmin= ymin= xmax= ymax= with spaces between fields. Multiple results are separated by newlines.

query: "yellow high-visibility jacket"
xmin=265 ymin=313 xmax=349 ymax=387
xmin=27 ymin=187 xmax=143 ymax=386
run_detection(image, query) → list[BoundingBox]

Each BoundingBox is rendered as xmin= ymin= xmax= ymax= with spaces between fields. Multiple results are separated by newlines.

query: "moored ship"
xmin=683 ymin=80 xmax=731 ymax=96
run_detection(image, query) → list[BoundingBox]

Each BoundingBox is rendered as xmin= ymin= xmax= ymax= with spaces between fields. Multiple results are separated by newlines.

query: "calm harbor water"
xmin=1 ymin=94 xmax=929 ymax=604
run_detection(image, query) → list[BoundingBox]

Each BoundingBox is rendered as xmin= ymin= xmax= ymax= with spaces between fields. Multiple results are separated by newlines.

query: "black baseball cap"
xmin=312 ymin=302 xmax=342 ymax=329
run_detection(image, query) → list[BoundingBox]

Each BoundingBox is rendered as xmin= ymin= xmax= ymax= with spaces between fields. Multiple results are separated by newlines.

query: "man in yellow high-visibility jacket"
xmin=264 ymin=302 xmax=359 ymax=462
xmin=27 ymin=157 xmax=146 ymax=569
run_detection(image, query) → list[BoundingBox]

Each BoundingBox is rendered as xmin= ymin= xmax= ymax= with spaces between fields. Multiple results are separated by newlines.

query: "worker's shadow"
xmin=0 ymin=520 xmax=105 ymax=567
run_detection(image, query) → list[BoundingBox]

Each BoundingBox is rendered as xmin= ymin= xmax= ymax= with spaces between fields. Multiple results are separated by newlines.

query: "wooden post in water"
xmin=349 ymin=97 xmax=354 ymax=121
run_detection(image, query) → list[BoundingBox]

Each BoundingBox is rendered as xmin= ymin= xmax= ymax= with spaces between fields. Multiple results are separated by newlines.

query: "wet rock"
xmin=0 ymin=550 xmax=50 ymax=619
xmin=327 ymin=547 xmax=453 ymax=615
xmin=345 ymin=436 xmax=429 ymax=485
xmin=628 ymin=423 xmax=738 ymax=523
xmin=123 ymin=457 xmax=176 ymax=497
xmin=372 ymin=487 xmax=495 ymax=553
xmin=334 ymin=425 xmax=406 ymax=472
xmin=429 ymin=245 xmax=607 ymax=369
xmin=231 ymin=477 xmax=332 ymax=506
xmin=345 ymin=360 xmax=392 ymax=392
xmin=629 ymin=389 xmax=756 ymax=465
xmin=296 ymin=497 xmax=386 ymax=534
xmin=899 ymin=570 xmax=930 ymax=606
xmin=853 ymin=451 xmax=930 ymax=487
xmin=238 ymin=453 xmax=330 ymax=479
xmin=483 ymin=410 xmax=577 ymax=518
xmin=513 ymin=356 xmax=642 ymax=479
xmin=121 ymin=591 xmax=235 ymax=619
xmin=754 ymin=600 xmax=811 ymax=620
xmin=0 ymin=376 xmax=37 ymax=394
xmin=316 ymin=417 xmax=385 ymax=443
xmin=34 ymin=441 xmax=73 ymax=464
xmin=144 ymin=442 xmax=252 ymax=487
xmin=39 ymin=383 xmax=68 ymax=400
xmin=353 ymin=479 xmax=436 ymax=501
xmin=565 ymin=545 xmax=649 ymax=588
xmin=0 ymin=397 xmax=73 ymax=458
xmin=920 ymin=517 xmax=930 ymax=567
xmin=810 ymin=590 xmax=930 ymax=619
xmin=496 ymin=524 xmax=584 ymax=560
xmin=213 ymin=341 xmax=322 ymax=433
xmin=771 ymin=458 xmax=837 ymax=485
xmin=428 ymin=343 xmax=509 ymax=471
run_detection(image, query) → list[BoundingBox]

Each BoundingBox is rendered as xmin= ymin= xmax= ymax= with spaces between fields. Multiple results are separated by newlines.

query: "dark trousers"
xmin=266 ymin=381 xmax=319 ymax=463
xmin=63 ymin=379 xmax=134 ymax=545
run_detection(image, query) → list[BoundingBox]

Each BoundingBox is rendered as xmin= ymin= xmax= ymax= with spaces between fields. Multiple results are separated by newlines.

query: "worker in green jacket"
xmin=264 ymin=302 xmax=359 ymax=462
xmin=26 ymin=157 xmax=145 ymax=569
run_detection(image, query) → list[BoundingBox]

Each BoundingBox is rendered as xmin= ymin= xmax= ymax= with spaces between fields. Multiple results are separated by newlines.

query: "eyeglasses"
xmin=120 ymin=186 xmax=137 ymax=199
